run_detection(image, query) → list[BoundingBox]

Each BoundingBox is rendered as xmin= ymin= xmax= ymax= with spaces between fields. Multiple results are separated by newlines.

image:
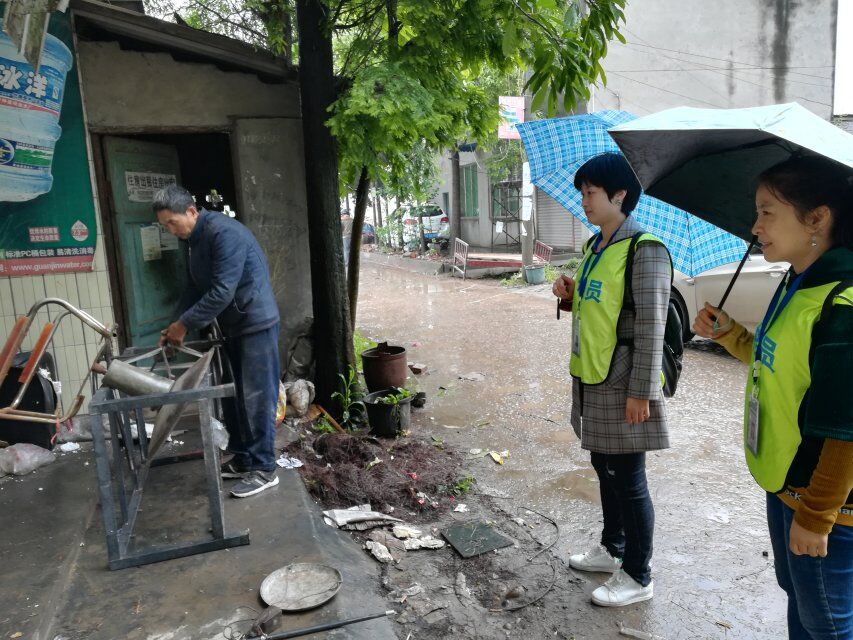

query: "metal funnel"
xmin=102 ymin=360 xmax=173 ymax=396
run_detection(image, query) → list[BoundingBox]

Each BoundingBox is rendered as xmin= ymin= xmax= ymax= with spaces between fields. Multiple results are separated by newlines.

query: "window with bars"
xmin=461 ymin=164 xmax=479 ymax=217
xmin=492 ymin=180 xmax=522 ymax=219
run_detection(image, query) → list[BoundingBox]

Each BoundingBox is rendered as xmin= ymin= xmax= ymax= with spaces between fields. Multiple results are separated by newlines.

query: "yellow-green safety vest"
xmin=570 ymin=232 xmax=658 ymax=385
xmin=745 ymin=281 xmax=853 ymax=492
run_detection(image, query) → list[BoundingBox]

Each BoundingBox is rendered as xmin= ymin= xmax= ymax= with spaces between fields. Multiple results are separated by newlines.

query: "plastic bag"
xmin=275 ymin=381 xmax=287 ymax=425
xmin=0 ymin=443 xmax=56 ymax=476
xmin=211 ymin=417 xmax=230 ymax=450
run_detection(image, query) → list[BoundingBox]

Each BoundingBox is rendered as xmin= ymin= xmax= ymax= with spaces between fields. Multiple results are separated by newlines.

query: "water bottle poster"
xmin=0 ymin=11 xmax=97 ymax=277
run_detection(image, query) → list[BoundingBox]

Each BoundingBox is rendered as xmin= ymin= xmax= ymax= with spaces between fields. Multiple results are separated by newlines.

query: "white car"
xmin=671 ymin=252 xmax=788 ymax=341
xmin=390 ymin=205 xmax=450 ymax=249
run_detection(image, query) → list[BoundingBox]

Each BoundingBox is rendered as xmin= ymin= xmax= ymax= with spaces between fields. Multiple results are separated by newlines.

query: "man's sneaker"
xmin=221 ymin=460 xmax=248 ymax=479
xmin=230 ymin=470 xmax=279 ymax=498
xmin=591 ymin=569 xmax=654 ymax=607
xmin=569 ymin=544 xmax=623 ymax=573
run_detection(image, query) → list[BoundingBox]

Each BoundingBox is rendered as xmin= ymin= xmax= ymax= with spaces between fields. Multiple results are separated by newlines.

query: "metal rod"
xmin=245 ymin=611 xmax=396 ymax=640
xmin=25 ymin=297 xmax=111 ymax=337
xmin=717 ymin=236 xmax=758 ymax=312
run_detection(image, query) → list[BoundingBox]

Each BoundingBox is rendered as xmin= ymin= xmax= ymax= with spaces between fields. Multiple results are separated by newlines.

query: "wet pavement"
xmin=357 ymin=255 xmax=786 ymax=639
xmin=0 ymin=426 xmax=395 ymax=640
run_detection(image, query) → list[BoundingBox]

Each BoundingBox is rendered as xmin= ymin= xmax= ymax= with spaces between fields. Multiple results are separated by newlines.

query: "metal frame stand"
xmin=88 ymin=343 xmax=249 ymax=570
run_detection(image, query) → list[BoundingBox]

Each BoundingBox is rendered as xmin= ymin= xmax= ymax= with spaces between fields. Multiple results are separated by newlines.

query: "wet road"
xmin=357 ymin=257 xmax=786 ymax=639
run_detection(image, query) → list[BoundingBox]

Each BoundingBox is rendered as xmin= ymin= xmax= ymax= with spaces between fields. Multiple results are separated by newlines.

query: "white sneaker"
xmin=569 ymin=544 xmax=623 ymax=573
xmin=591 ymin=569 xmax=653 ymax=607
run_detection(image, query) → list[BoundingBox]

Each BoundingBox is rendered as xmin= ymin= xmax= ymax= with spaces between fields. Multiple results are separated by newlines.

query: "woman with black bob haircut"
xmin=694 ymin=155 xmax=853 ymax=639
xmin=553 ymin=152 xmax=673 ymax=607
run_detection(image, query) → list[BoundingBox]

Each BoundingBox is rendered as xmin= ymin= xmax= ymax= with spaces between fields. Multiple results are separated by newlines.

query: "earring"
xmin=811 ymin=234 xmax=818 ymax=247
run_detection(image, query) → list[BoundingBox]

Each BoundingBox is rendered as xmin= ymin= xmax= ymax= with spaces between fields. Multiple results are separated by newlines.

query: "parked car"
xmin=671 ymin=250 xmax=788 ymax=342
xmin=362 ymin=222 xmax=376 ymax=244
xmin=389 ymin=204 xmax=450 ymax=249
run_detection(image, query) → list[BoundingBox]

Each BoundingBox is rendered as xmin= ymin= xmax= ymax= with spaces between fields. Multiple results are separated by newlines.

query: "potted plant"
xmin=363 ymin=387 xmax=413 ymax=437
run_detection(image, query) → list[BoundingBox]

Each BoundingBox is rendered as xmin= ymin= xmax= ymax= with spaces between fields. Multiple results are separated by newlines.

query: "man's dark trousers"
xmin=221 ymin=324 xmax=280 ymax=472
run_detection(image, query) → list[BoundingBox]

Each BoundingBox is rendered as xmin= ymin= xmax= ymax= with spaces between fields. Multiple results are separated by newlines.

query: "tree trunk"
xmin=415 ymin=211 xmax=423 ymax=253
xmin=450 ymin=148 xmax=461 ymax=247
xmin=348 ymin=166 xmax=370 ymax=328
xmin=295 ymin=0 xmax=354 ymax=408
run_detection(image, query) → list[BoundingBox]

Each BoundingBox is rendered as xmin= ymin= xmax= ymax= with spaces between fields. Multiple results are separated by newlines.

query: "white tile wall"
xmin=0 ymin=153 xmax=116 ymax=414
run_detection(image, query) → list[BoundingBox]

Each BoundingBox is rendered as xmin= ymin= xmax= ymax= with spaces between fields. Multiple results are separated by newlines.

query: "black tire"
xmin=670 ymin=290 xmax=694 ymax=343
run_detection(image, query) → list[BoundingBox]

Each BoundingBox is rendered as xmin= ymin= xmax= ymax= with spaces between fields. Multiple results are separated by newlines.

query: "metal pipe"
xmin=102 ymin=360 xmax=173 ymax=396
xmin=25 ymin=298 xmax=111 ymax=337
xmin=244 ymin=611 xmax=395 ymax=640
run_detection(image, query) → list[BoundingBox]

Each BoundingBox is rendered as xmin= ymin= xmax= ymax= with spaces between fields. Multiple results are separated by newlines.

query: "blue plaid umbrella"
xmin=517 ymin=111 xmax=746 ymax=277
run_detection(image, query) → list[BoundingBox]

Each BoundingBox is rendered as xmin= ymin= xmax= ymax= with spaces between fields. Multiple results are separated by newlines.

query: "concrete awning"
xmin=70 ymin=0 xmax=295 ymax=81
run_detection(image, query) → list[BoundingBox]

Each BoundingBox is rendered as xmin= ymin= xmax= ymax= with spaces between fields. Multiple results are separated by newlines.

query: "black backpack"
xmin=622 ymin=232 xmax=684 ymax=398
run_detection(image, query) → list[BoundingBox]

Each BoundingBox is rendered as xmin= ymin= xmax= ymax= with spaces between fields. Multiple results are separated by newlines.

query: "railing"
xmin=453 ymin=238 xmax=470 ymax=279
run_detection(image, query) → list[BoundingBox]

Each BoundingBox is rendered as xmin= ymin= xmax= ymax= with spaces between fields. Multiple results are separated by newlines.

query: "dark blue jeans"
xmin=590 ymin=452 xmax=655 ymax=587
xmin=767 ymin=493 xmax=853 ymax=640
xmin=221 ymin=324 xmax=280 ymax=472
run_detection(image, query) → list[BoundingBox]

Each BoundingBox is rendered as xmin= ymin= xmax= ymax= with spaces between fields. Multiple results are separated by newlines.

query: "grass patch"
xmin=353 ymin=330 xmax=377 ymax=364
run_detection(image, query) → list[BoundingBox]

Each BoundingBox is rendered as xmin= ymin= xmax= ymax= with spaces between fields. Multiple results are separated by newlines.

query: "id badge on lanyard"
xmin=747 ymin=364 xmax=760 ymax=456
xmin=572 ymin=317 xmax=581 ymax=357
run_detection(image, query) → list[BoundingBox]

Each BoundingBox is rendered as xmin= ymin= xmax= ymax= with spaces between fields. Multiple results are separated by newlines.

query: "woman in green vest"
xmin=694 ymin=156 xmax=853 ymax=639
xmin=552 ymin=153 xmax=672 ymax=607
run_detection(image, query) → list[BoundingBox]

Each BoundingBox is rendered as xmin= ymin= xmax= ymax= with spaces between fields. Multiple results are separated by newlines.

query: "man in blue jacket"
xmin=154 ymin=185 xmax=281 ymax=498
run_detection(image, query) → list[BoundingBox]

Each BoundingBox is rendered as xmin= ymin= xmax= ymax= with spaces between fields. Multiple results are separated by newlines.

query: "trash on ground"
xmin=469 ymin=448 xmax=483 ymax=455
xmin=365 ymin=540 xmax=395 ymax=563
xmin=459 ymin=372 xmax=486 ymax=381
xmin=211 ymin=417 xmax=229 ymax=450
xmin=443 ymin=424 xmax=464 ymax=430
xmin=260 ymin=562 xmax=342 ymax=611
xmin=388 ymin=583 xmax=423 ymax=603
xmin=408 ymin=363 xmax=428 ymax=375
xmin=285 ymin=379 xmax=315 ymax=417
xmin=404 ymin=536 xmax=445 ymax=550
xmin=323 ymin=507 xmax=402 ymax=530
xmin=58 ymin=442 xmax=81 ymax=453
xmin=0 ymin=443 xmax=56 ymax=476
xmin=443 ymin=521 xmax=514 ymax=558
xmin=129 ymin=422 xmax=155 ymax=439
xmin=511 ymin=517 xmax=526 ymax=526
xmin=453 ymin=504 xmax=469 ymax=513
xmin=276 ymin=454 xmax=303 ymax=469
xmin=489 ymin=450 xmax=510 ymax=464
xmin=618 ymin=622 xmax=666 ymax=639
xmin=368 ymin=529 xmax=407 ymax=561
xmin=392 ymin=524 xmax=423 ymax=539
xmin=367 ymin=456 xmax=383 ymax=470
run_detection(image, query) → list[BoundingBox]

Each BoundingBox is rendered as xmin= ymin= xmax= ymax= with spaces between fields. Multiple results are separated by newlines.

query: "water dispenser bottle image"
xmin=0 ymin=31 xmax=73 ymax=202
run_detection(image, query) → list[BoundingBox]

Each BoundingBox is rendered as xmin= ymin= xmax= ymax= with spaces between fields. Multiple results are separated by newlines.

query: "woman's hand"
xmin=693 ymin=302 xmax=735 ymax=339
xmin=789 ymin=519 xmax=828 ymax=557
xmin=626 ymin=397 xmax=651 ymax=425
xmin=553 ymin=274 xmax=575 ymax=301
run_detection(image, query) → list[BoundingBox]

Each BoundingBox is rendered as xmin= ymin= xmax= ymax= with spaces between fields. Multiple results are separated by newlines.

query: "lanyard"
xmin=577 ymin=222 xmax=624 ymax=298
xmin=753 ymin=268 xmax=807 ymax=380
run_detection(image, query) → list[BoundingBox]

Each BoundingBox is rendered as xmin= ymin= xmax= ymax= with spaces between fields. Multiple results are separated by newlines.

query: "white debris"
xmin=459 ymin=372 xmax=486 ymax=382
xmin=58 ymin=442 xmax=81 ymax=453
xmin=276 ymin=454 xmax=303 ymax=469
xmin=365 ymin=540 xmax=394 ymax=563
xmin=403 ymin=536 xmax=445 ymax=551
xmin=392 ymin=525 xmax=423 ymax=539
xmin=0 ymin=443 xmax=56 ymax=476
xmin=511 ymin=517 xmax=526 ymax=526
xmin=323 ymin=508 xmax=402 ymax=528
xmin=453 ymin=504 xmax=469 ymax=513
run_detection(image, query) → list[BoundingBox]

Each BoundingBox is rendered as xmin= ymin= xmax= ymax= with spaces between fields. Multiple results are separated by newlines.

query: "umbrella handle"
xmin=715 ymin=236 xmax=758 ymax=317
